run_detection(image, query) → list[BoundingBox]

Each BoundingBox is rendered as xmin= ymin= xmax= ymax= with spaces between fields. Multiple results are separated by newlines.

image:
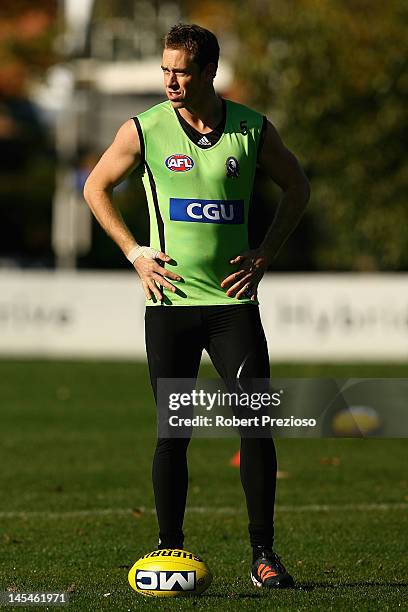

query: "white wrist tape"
xmin=126 ymin=245 xmax=161 ymax=264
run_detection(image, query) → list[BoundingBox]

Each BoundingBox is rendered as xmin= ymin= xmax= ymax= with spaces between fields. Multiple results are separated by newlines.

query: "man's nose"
xmin=167 ymin=71 xmax=178 ymax=88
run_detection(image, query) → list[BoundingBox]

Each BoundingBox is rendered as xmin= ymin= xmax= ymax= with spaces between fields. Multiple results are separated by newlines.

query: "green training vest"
xmin=134 ymin=99 xmax=265 ymax=306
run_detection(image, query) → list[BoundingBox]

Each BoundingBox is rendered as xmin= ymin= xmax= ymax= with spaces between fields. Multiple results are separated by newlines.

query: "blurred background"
xmin=1 ymin=0 xmax=407 ymax=360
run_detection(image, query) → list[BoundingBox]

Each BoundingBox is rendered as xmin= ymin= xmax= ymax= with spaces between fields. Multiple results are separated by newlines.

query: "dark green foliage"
xmin=229 ymin=0 xmax=408 ymax=270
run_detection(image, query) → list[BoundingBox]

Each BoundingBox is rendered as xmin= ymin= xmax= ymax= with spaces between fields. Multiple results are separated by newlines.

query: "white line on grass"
xmin=0 ymin=503 xmax=407 ymax=520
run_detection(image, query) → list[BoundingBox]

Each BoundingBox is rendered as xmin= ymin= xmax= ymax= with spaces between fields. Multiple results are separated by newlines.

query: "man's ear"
xmin=203 ymin=62 xmax=217 ymax=82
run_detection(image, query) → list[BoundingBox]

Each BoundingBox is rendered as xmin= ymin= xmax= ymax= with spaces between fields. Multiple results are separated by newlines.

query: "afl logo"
xmin=165 ymin=154 xmax=194 ymax=172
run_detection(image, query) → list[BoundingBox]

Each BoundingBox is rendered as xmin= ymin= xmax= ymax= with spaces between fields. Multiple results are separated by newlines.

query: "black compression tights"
xmin=145 ymin=304 xmax=277 ymax=550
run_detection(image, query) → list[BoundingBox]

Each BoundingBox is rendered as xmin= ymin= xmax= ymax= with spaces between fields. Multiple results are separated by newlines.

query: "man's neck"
xmin=177 ymin=92 xmax=223 ymax=133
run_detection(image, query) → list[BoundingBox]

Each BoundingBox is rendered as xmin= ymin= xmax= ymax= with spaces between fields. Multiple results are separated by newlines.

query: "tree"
xmin=0 ymin=1 xmax=57 ymax=263
xmin=191 ymin=0 xmax=408 ymax=270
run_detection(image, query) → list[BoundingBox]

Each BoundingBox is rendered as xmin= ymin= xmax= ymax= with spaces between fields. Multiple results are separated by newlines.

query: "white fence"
xmin=1 ymin=271 xmax=407 ymax=361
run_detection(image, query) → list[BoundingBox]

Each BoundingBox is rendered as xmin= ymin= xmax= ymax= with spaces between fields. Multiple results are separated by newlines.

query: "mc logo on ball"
xmin=136 ymin=570 xmax=196 ymax=591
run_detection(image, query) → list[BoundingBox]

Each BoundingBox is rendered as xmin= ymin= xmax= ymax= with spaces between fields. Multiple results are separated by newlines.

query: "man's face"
xmin=161 ymin=47 xmax=211 ymax=108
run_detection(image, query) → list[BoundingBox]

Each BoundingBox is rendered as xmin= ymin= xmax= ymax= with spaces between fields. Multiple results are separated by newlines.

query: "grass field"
xmin=0 ymin=360 xmax=407 ymax=611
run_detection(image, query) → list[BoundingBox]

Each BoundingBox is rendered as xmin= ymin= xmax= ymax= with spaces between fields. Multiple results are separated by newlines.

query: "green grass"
xmin=0 ymin=360 xmax=407 ymax=611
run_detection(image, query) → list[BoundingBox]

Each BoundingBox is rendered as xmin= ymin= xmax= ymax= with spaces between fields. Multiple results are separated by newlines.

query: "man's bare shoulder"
xmin=112 ymin=118 xmax=141 ymax=156
xmin=84 ymin=119 xmax=142 ymax=191
xmin=259 ymin=119 xmax=310 ymax=190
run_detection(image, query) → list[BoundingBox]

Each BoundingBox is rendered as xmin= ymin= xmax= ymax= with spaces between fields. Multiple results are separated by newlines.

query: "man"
xmin=84 ymin=23 xmax=310 ymax=589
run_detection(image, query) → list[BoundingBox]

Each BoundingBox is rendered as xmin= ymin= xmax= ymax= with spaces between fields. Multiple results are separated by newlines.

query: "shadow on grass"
xmin=295 ymin=581 xmax=408 ymax=591
xmin=199 ymin=581 xmax=408 ymax=598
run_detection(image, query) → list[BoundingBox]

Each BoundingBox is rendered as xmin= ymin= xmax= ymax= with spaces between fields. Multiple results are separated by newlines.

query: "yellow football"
xmin=331 ymin=405 xmax=383 ymax=437
xmin=128 ymin=549 xmax=212 ymax=597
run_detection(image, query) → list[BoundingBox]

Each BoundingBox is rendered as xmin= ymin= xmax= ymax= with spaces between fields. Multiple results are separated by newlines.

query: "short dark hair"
xmin=164 ymin=23 xmax=220 ymax=72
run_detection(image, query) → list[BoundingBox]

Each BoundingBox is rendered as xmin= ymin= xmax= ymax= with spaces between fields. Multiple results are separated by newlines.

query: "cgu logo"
xmin=165 ymin=154 xmax=194 ymax=172
xmin=170 ymin=198 xmax=244 ymax=224
xmin=187 ymin=202 xmax=234 ymax=221
xmin=136 ymin=570 xmax=196 ymax=591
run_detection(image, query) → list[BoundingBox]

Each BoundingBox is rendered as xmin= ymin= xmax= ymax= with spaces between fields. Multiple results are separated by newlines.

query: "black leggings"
xmin=145 ymin=304 xmax=277 ymax=549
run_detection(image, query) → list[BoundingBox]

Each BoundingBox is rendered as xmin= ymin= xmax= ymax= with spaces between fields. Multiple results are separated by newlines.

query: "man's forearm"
xmin=83 ymin=185 xmax=137 ymax=257
xmin=259 ymin=181 xmax=310 ymax=263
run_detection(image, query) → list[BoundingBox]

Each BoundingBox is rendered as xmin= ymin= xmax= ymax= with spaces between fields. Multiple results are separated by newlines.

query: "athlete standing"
xmin=84 ymin=24 xmax=310 ymax=589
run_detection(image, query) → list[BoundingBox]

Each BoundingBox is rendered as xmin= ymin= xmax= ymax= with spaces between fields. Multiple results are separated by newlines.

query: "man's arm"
xmin=83 ymin=120 xmax=181 ymax=301
xmin=83 ymin=119 xmax=142 ymax=257
xmin=221 ymin=120 xmax=310 ymax=300
xmin=256 ymin=120 xmax=310 ymax=261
